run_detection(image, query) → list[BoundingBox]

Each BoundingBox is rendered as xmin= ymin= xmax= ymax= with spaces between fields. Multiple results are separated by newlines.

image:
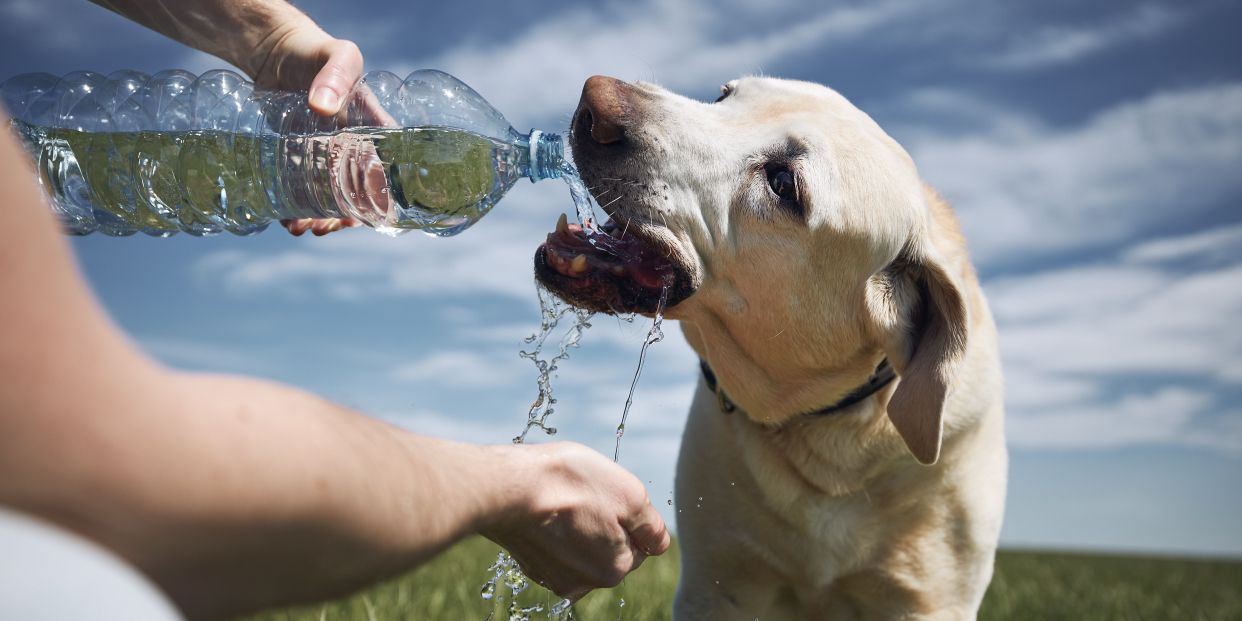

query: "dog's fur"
xmin=564 ymin=76 xmax=1007 ymax=619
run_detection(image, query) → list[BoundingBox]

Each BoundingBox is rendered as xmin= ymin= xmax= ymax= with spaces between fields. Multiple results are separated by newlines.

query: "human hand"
xmin=248 ymin=17 xmax=372 ymax=236
xmin=482 ymin=442 xmax=671 ymax=600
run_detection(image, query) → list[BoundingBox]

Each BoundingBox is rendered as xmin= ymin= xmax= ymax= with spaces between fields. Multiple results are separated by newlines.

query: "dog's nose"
xmin=577 ymin=75 xmax=630 ymax=145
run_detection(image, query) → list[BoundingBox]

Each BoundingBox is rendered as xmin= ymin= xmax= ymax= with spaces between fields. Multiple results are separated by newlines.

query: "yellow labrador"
xmin=535 ymin=76 xmax=1007 ymax=620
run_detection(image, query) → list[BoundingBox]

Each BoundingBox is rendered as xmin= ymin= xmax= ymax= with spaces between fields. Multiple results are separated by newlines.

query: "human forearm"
xmin=1 ymin=364 xmax=521 ymax=619
xmin=88 ymin=0 xmax=319 ymax=79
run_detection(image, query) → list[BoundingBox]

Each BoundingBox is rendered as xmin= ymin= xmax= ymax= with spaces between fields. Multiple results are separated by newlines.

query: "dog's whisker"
xmin=599 ymin=195 xmax=625 ymax=211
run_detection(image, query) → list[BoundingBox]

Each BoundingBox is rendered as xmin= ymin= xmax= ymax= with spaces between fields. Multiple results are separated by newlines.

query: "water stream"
xmin=481 ymin=164 xmax=666 ymax=621
xmin=613 ymin=279 xmax=671 ymax=462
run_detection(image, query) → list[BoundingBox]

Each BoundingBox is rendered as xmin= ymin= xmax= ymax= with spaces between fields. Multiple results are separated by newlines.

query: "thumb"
xmin=623 ymin=501 xmax=671 ymax=558
xmin=308 ymin=40 xmax=364 ymax=117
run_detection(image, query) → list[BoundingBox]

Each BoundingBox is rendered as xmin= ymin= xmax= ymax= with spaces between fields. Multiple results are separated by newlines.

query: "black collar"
xmin=699 ymin=359 xmax=896 ymax=417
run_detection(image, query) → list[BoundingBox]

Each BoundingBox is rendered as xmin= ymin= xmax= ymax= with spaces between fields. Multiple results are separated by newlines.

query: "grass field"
xmin=242 ymin=537 xmax=1242 ymax=620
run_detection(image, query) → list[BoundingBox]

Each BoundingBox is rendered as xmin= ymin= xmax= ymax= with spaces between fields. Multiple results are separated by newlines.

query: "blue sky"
xmin=2 ymin=0 xmax=1240 ymax=557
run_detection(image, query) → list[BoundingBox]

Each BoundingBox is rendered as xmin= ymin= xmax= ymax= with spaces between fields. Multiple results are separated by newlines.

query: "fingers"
xmin=355 ymin=85 xmax=400 ymax=127
xmin=624 ymin=500 xmax=671 ymax=557
xmin=282 ymin=218 xmax=313 ymax=236
xmin=281 ymin=218 xmax=359 ymax=236
xmin=308 ymin=40 xmax=364 ymax=117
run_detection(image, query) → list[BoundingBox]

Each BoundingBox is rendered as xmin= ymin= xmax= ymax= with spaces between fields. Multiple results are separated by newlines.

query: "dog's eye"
xmin=714 ymin=84 xmax=733 ymax=103
xmin=766 ymin=165 xmax=797 ymax=202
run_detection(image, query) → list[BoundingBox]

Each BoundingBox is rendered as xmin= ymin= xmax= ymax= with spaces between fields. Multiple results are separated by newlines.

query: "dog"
xmin=534 ymin=75 xmax=1007 ymax=620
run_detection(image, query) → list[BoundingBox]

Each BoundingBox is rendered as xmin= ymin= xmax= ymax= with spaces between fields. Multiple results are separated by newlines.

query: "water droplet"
xmin=667 ymin=499 xmax=673 ymax=506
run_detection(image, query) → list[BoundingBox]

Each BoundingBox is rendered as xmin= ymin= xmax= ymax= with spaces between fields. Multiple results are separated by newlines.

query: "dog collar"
xmin=698 ymin=359 xmax=896 ymax=417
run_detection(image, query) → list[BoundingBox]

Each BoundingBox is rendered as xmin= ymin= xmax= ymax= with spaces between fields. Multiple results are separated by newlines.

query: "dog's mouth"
xmin=535 ymin=211 xmax=691 ymax=315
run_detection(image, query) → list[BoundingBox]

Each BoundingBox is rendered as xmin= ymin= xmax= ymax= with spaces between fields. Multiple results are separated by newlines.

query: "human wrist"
xmin=383 ymin=433 xmax=531 ymax=544
xmin=471 ymin=444 xmax=547 ymax=542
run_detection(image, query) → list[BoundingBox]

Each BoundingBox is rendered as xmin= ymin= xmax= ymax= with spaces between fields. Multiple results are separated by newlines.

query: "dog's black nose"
xmin=577 ymin=75 xmax=631 ymax=145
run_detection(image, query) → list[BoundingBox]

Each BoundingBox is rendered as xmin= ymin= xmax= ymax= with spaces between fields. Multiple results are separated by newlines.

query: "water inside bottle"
xmin=9 ymin=119 xmax=521 ymax=237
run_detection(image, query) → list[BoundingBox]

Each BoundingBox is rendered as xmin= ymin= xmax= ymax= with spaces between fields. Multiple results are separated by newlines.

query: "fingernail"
xmin=311 ymin=87 xmax=339 ymax=112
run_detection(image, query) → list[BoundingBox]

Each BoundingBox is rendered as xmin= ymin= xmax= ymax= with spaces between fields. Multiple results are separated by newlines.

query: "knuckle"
xmin=336 ymin=39 xmax=362 ymax=57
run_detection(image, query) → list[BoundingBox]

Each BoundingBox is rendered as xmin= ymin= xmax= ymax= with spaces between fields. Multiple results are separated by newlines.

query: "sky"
xmin=1 ymin=0 xmax=1240 ymax=558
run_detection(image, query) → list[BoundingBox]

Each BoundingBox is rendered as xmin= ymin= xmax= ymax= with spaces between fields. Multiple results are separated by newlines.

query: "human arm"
xmin=88 ymin=0 xmax=360 ymax=112
xmin=0 ymin=123 xmax=667 ymax=619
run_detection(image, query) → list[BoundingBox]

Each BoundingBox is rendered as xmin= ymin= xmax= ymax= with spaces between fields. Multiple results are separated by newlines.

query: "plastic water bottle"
xmin=0 ymin=69 xmax=565 ymax=237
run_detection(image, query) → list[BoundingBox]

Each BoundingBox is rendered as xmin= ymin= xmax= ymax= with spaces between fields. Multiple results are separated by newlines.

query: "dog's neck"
xmin=698 ymin=357 xmax=895 ymax=419
xmin=679 ymin=318 xmax=890 ymax=424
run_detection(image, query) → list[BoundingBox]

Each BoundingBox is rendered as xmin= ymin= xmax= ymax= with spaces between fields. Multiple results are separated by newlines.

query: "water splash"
xmin=515 ymin=285 xmax=594 ymax=443
xmin=613 ymin=278 xmax=672 ymax=462
xmin=479 ymin=157 xmax=671 ymax=621
xmin=548 ymin=598 xmax=574 ymax=621
xmin=480 ymin=552 xmax=548 ymax=620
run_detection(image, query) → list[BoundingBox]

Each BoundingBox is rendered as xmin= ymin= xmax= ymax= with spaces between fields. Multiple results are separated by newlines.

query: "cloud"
xmin=378 ymin=407 xmax=511 ymax=443
xmin=1123 ymin=222 xmax=1242 ymax=266
xmin=1005 ymin=388 xmax=1209 ymax=450
xmin=899 ymin=82 xmax=1242 ymax=267
xmin=989 ymin=224 xmax=1242 ymax=453
xmin=403 ymin=0 xmax=922 ymax=126
xmin=391 ymin=349 xmax=526 ymax=388
xmin=982 ymin=4 xmax=1186 ymax=71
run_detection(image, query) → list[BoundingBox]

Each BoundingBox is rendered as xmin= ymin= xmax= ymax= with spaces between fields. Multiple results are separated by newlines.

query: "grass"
xmin=241 ymin=537 xmax=1242 ymax=620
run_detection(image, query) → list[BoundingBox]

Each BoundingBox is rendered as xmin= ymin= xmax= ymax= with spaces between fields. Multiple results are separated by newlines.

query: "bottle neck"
xmin=522 ymin=130 xmax=565 ymax=183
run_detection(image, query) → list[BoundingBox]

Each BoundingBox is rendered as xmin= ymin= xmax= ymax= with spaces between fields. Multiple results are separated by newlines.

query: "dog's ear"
xmin=882 ymin=243 xmax=969 ymax=465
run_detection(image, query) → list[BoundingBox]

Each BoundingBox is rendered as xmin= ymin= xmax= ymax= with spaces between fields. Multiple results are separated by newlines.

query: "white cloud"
xmin=1005 ymin=388 xmax=1209 ymax=449
xmin=1123 ymin=222 xmax=1242 ymax=265
xmin=391 ymin=349 xmax=526 ymax=388
xmin=993 ymin=262 xmax=1242 ymax=381
xmin=902 ymin=82 xmax=1242 ymax=266
xmin=402 ymin=0 xmax=922 ymax=126
xmin=379 ymin=407 xmax=512 ymax=443
xmin=983 ymin=4 xmax=1185 ymax=70
xmin=989 ymin=225 xmax=1242 ymax=452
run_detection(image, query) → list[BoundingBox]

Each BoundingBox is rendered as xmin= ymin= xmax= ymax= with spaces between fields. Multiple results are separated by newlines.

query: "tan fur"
xmin=571 ymin=76 xmax=1006 ymax=619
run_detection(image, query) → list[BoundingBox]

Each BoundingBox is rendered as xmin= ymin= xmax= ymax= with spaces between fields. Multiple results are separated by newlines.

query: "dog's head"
xmin=535 ymin=76 xmax=970 ymax=464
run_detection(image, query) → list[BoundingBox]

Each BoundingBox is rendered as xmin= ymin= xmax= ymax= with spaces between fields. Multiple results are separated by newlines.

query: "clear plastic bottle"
xmin=0 ymin=69 xmax=564 ymax=237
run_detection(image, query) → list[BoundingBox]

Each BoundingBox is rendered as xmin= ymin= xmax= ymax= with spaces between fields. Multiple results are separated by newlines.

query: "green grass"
xmin=983 ymin=549 xmax=1242 ymax=620
xmin=241 ymin=538 xmax=1242 ymax=620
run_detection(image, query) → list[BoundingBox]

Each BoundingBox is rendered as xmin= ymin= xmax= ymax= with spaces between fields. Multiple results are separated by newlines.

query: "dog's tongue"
xmin=543 ymin=213 xmax=673 ymax=289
